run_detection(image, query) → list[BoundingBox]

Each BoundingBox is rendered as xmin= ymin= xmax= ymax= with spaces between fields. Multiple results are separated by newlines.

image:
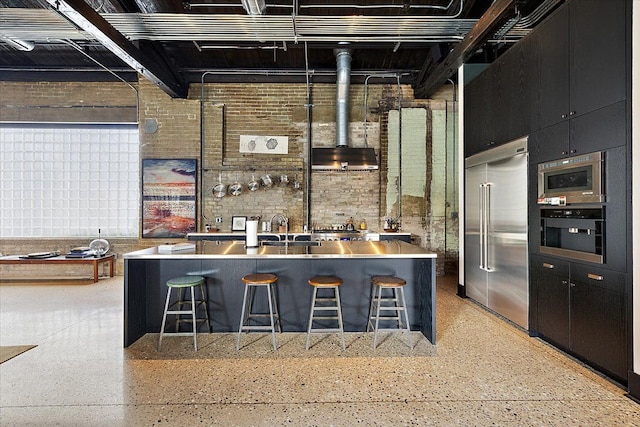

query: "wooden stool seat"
xmin=371 ymin=276 xmax=406 ymax=287
xmin=308 ymin=275 xmax=343 ymax=287
xmin=242 ymin=273 xmax=278 ymax=285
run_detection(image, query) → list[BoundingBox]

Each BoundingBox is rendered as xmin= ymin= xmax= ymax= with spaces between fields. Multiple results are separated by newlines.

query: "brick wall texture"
xmin=1 ymin=78 xmax=459 ymax=276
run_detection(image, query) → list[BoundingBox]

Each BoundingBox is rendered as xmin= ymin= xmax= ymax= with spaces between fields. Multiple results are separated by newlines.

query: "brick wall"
xmin=1 ymin=78 xmax=460 ymax=276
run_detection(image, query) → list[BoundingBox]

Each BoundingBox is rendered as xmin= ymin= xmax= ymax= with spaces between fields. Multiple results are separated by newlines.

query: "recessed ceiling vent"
xmin=312 ymin=47 xmax=378 ymax=171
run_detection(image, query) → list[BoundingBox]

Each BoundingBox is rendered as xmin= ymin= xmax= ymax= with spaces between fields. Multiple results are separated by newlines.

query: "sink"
xmin=260 ymin=240 xmax=321 ymax=247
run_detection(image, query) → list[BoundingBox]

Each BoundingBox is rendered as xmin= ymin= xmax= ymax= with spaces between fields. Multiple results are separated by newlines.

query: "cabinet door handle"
xmin=542 ymin=262 xmax=554 ymax=269
xmin=569 ymin=282 xmax=576 ymax=287
xmin=562 ymin=280 xmax=568 ymax=285
xmin=561 ymin=114 xmax=568 ymax=119
xmin=570 ymin=111 xmax=576 ymax=116
xmin=587 ymin=273 xmax=604 ymax=281
xmin=570 ymin=149 xmax=576 ymax=154
xmin=561 ymin=151 xmax=568 ymax=155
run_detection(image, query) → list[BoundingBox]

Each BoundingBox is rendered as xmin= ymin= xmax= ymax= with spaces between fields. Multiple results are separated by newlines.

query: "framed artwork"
xmin=231 ymin=216 xmax=247 ymax=231
xmin=141 ymin=159 xmax=197 ymax=238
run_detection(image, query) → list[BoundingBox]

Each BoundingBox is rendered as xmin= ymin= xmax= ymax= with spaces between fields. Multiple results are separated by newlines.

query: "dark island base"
xmin=125 ymin=257 xmax=435 ymax=347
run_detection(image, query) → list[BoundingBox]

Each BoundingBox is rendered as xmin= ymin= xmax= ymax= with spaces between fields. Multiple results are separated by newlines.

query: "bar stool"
xmin=367 ymin=275 xmax=413 ymax=349
xmin=306 ymin=275 xmax=345 ymax=350
xmin=237 ymin=273 xmax=281 ymax=351
xmin=158 ymin=275 xmax=210 ymax=351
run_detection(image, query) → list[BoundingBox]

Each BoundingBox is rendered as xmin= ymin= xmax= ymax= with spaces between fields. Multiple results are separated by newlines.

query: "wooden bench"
xmin=0 ymin=254 xmax=115 ymax=283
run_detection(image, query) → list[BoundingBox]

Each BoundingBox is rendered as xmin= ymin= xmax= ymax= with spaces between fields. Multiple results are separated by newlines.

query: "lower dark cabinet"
xmin=531 ymin=254 xmax=627 ymax=382
xmin=570 ymin=264 xmax=626 ymax=380
xmin=532 ymin=256 xmax=570 ymax=349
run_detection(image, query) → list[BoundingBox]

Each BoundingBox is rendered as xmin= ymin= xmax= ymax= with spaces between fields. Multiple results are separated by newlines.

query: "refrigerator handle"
xmin=484 ymin=183 xmax=491 ymax=271
xmin=479 ymin=183 xmax=485 ymax=269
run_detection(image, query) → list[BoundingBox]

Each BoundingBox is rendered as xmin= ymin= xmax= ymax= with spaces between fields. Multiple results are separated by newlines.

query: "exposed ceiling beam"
xmin=44 ymin=0 xmax=188 ymax=98
xmin=413 ymin=0 xmax=524 ymax=98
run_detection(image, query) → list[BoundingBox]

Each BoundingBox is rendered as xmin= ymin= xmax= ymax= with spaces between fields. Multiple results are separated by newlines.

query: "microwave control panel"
xmin=538 ymin=196 xmax=567 ymax=206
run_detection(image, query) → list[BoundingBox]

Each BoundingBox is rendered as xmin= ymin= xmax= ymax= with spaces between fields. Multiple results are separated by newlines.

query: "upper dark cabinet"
xmin=530 ymin=5 xmax=569 ymax=131
xmin=569 ymin=0 xmax=626 ymax=117
xmin=464 ymin=40 xmax=531 ymax=157
xmin=530 ymin=0 xmax=626 ymax=131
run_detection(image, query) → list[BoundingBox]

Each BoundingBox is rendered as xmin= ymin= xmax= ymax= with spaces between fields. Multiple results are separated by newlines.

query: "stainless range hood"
xmin=311 ymin=147 xmax=379 ymax=171
xmin=311 ymin=47 xmax=378 ymax=171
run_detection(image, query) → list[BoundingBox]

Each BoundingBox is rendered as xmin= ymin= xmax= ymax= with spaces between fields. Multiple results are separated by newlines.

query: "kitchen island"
xmin=123 ymin=240 xmax=436 ymax=347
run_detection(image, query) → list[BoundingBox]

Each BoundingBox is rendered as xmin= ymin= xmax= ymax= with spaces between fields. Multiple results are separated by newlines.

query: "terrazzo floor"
xmin=0 ymin=275 xmax=637 ymax=426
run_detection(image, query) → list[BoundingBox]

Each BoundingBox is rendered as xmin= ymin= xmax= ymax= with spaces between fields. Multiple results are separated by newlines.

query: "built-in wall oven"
xmin=538 ymin=150 xmax=606 ymax=264
xmin=540 ymin=207 xmax=604 ymax=264
xmin=537 ymin=151 xmax=604 ymax=206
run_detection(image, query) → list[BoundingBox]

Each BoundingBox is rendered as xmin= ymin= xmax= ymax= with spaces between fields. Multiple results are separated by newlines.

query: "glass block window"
xmin=0 ymin=123 xmax=139 ymax=238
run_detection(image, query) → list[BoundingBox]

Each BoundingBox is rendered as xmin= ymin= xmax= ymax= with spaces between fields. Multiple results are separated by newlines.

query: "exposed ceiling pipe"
xmin=241 ymin=0 xmax=266 ymax=15
xmin=335 ymin=46 xmax=352 ymax=148
xmin=300 ymin=0 xmax=464 ymax=18
xmin=1 ymin=37 xmax=35 ymax=51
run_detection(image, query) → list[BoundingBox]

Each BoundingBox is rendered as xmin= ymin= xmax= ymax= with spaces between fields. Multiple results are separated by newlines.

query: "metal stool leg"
xmin=199 ymin=280 xmax=211 ymax=333
xmin=335 ymin=286 xmax=345 ymax=350
xmin=373 ymin=284 xmax=382 ymax=349
xmin=158 ymin=287 xmax=173 ymax=351
xmin=399 ymin=286 xmax=413 ymax=349
xmin=270 ymin=282 xmax=282 ymax=333
xmin=237 ymin=283 xmax=251 ymax=350
xmin=306 ymin=287 xmax=319 ymax=350
xmin=266 ymin=283 xmax=277 ymax=351
xmin=190 ymin=286 xmax=197 ymax=351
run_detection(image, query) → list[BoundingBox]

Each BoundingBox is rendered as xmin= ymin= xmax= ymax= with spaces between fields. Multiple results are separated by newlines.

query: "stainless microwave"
xmin=537 ymin=151 xmax=604 ymax=205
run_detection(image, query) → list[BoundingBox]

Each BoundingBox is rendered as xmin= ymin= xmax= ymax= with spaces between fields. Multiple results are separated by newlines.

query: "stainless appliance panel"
xmin=464 ymin=137 xmax=529 ymax=330
xmin=464 ymin=163 xmax=489 ymax=306
xmin=486 ymin=152 xmax=529 ymax=329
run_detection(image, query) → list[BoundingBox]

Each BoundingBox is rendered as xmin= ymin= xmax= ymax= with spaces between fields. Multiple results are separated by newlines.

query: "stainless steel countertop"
xmin=124 ymin=240 xmax=436 ymax=259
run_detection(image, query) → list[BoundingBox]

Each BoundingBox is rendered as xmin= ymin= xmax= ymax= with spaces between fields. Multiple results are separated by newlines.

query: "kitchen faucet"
xmin=270 ymin=214 xmax=289 ymax=243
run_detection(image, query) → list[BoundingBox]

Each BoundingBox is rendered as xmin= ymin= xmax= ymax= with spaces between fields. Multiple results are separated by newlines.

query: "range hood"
xmin=312 ymin=147 xmax=379 ymax=171
xmin=311 ymin=47 xmax=378 ymax=171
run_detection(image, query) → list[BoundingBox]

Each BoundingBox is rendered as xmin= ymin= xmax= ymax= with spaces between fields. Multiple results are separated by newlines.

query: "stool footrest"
xmin=239 ymin=325 xmax=275 ymax=331
xmin=308 ymin=328 xmax=343 ymax=333
xmin=158 ymin=332 xmax=199 ymax=337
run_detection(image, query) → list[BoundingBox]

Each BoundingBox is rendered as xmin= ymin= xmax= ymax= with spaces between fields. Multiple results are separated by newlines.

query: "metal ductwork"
xmin=335 ymin=47 xmax=351 ymax=148
xmin=312 ymin=47 xmax=378 ymax=171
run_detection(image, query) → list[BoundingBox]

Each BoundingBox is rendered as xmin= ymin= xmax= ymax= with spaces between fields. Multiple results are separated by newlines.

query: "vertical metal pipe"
xmin=335 ymin=47 xmax=352 ymax=147
xmin=305 ymin=41 xmax=312 ymax=229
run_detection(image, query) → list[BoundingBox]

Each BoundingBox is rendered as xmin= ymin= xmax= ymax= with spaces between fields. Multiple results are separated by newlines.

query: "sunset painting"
xmin=142 ymin=159 xmax=197 ymax=238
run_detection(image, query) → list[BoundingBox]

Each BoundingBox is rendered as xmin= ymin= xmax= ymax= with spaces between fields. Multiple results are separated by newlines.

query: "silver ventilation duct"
xmin=335 ymin=47 xmax=351 ymax=148
xmin=312 ymin=47 xmax=378 ymax=171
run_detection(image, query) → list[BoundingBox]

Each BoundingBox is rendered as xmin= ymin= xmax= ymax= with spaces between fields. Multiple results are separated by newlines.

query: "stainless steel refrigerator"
xmin=464 ymin=137 xmax=529 ymax=329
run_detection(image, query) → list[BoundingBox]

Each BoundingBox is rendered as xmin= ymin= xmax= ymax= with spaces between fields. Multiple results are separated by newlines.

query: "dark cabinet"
xmin=530 ymin=255 xmax=627 ymax=382
xmin=530 ymin=0 xmax=626 ymax=131
xmin=529 ymin=101 xmax=626 ymax=164
xmin=570 ymin=263 xmax=627 ymax=380
xmin=569 ymin=0 xmax=626 ymax=118
xmin=531 ymin=255 xmax=570 ymax=349
xmin=530 ymin=5 xmax=569 ymax=131
xmin=464 ymin=68 xmax=494 ymax=157
xmin=464 ymin=40 xmax=531 ymax=157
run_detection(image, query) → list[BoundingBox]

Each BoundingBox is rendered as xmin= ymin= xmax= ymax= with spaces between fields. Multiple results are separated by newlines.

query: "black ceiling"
xmin=0 ymin=0 xmax=558 ymax=97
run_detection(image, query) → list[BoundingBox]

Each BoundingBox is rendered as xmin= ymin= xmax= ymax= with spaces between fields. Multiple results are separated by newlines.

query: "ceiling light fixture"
xmin=2 ymin=37 xmax=35 ymax=52
xmin=241 ymin=0 xmax=266 ymax=15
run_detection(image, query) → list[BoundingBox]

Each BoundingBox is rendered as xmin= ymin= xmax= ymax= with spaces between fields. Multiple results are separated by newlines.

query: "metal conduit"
xmin=2 ymin=1 xmax=560 ymax=44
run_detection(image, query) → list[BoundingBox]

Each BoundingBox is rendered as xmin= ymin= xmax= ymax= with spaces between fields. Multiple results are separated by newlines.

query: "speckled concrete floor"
xmin=1 ymin=276 xmax=637 ymax=426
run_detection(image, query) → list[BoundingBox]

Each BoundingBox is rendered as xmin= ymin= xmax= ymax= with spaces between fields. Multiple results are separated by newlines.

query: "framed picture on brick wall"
xmin=141 ymin=159 xmax=197 ymax=238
